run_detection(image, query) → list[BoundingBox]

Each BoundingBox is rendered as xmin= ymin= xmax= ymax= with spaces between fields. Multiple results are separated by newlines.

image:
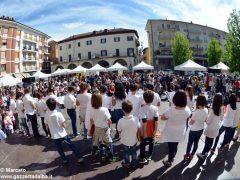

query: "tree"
xmin=171 ymin=32 xmax=193 ymax=66
xmin=225 ymin=9 xmax=240 ymax=73
xmin=207 ymin=38 xmax=223 ymax=66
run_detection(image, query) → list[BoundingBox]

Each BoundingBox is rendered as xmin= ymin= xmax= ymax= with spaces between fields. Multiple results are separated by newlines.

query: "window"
xmin=78 ymin=53 xmax=81 ymax=59
xmin=68 ymin=44 xmax=71 ymax=49
xmin=88 ymin=52 xmax=91 ymax=59
xmin=162 ymin=24 xmax=164 ymax=29
xmin=69 ymin=55 xmax=71 ymax=61
xmin=15 ymin=52 xmax=19 ymax=58
xmin=114 ymin=37 xmax=120 ymax=42
xmin=2 ymin=39 xmax=7 ymax=46
xmin=101 ymin=38 xmax=106 ymax=43
xmin=59 ymin=46 xmax=62 ymax=50
xmin=78 ymin=42 xmax=81 ymax=47
xmin=127 ymin=36 xmax=133 ymax=41
xmin=101 ymin=50 xmax=107 ymax=56
xmin=1 ymin=51 xmax=6 ymax=59
xmin=60 ymin=56 xmax=63 ymax=62
xmin=1 ymin=64 xmax=6 ymax=72
xmin=167 ymin=24 xmax=170 ymax=29
xmin=86 ymin=40 xmax=92 ymax=45
xmin=127 ymin=48 xmax=134 ymax=56
xmin=116 ymin=49 xmax=119 ymax=56
xmin=3 ymin=28 xmax=8 ymax=34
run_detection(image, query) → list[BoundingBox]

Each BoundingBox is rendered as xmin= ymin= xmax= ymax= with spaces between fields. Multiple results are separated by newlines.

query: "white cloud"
xmin=62 ymin=22 xmax=84 ymax=30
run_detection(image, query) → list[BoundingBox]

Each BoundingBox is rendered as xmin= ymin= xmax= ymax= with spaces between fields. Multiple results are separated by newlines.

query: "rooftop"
xmin=0 ymin=15 xmax=51 ymax=38
xmin=58 ymin=28 xmax=139 ymax=44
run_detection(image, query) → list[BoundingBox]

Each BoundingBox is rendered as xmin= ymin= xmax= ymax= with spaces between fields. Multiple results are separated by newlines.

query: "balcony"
xmin=189 ymin=38 xmax=203 ymax=43
xmin=23 ymin=57 xmax=38 ymax=62
xmin=191 ymin=46 xmax=204 ymax=51
xmin=23 ymin=47 xmax=38 ymax=52
xmin=23 ymin=37 xmax=37 ymax=43
xmin=159 ymin=44 xmax=171 ymax=49
xmin=159 ymin=35 xmax=174 ymax=39
xmin=157 ymin=26 xmax=176 ymax=32
xmin=188 ymin=29 xmax=201 ymax=34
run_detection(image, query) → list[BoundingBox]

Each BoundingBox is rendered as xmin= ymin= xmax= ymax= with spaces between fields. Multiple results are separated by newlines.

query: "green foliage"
xmin=207 ymin=38 xmax=223 ymax=66
xmin=225 ymin=9 xmax=240 ymax=73
xmin=171 ymin=32 xmax=193 ymax=66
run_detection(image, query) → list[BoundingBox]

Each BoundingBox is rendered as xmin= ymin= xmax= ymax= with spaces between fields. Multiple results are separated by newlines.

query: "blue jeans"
xmin=53 ymin=136 xmax=82 ymax=161
xmin=213 ymin=125 xmax=231 ymax=149
xmin=140 ymin=137 xmax=154 ymax=159
xmin=186 ymin=129 xmax=203 ymax=155
xmin=67 ymin=109 xmax=78 ymax=136
xmin=20 ymin=118 xmax=30 ymax=136
xmin=123 ymin=144 xmax=137 ymax=165
xmin=0 ymin=129 xmax=6 ymax=140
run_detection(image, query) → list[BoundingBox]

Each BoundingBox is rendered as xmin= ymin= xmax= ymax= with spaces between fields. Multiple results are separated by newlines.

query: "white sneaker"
xmin=196 ymin=153 xmax=205 ymax=159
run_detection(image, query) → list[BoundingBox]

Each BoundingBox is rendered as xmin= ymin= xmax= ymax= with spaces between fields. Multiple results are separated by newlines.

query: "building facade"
xmin=0 ymin=16 xmax=50 ymax=76
xmin=145 ymin=19 xmax=227 ymax=70
xmin=54 ymin=28 xmax=140 ymax=71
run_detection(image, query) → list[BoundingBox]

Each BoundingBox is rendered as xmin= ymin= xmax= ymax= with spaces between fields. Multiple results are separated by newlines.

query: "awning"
xmin=21 ymin=73 xmax=32 ymax=78
xmin=13 ymin=73 xmax=24 ymax=79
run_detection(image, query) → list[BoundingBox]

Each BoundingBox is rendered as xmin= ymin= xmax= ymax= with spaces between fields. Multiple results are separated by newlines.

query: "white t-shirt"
xmin=63 ymin=93 xmax=76 ymax=109
xmin=90 ymin=107 xmax=111 ymax=128
xmin=126 ymin=93 xmax=142 ymax=117
xmin=187 ymin=96 xmax=194 ymax=110
xmin=117 ymin=115 xmax=140 ymax=146
xmin=204 ymin=108 xmax=223 ymax=138
xmin=9 ymin=99 xmax=17 ymax=113
xmin=152 ymin=92 xmax=161 ymax=107
xmin=16 ymin=99 xmax=25 ymax=118
xmin=45 ymin=110 xmax=68 ymax=139
xmin=189 ymin=108 xmax=208 ymax=131
xmin=168 ymin=91 xmax=175 ymax=107
xmin=222 ymin=105 xmax=237 ymax=127
xmin=36 ymin=99 xmax=47 ymax=117
xmin=139 ymin=104 xmax=159 ymax=128
xmin=160 ymin=106 xmax=191 ymax=142
xmin=76 ymin=93 xmax=91 ymax=110
xmin=22 ymin=94 xmax=36 ymax=115
xmin=102 ymin=94 xmax=111 ymax=109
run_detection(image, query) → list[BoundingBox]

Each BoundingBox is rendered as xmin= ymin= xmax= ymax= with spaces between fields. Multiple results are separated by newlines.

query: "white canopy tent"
xmin=209 ymin=62 xmax=229 ymax=71
xmin=133 ymin=61 xmax=154 ymax=70
xmin=87 ymin=64 xmax=106 ymax=72
xmin=32 ymin=70 xmax=51 ymax=79
xmin=51 ymin=68 xmax=71 ymax=76
xmin=69 ymin=65 xmax=87 ymax=74
xmin=174 ymin=59 xmax=207 ymax=71
xmin=0 ymin=74 xmax=22 ymax=87
xmin=107 ymin=62 xmax=128 ymax=71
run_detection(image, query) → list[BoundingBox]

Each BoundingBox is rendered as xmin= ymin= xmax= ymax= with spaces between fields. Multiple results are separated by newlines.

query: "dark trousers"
xmin=168 ymin=142 xmax=178 ymax=162
xmin=186 ymin=129 xmax=203 ymax=155
xmin=67 ymin=109 xmax=78 ymax=136
xmin=123 ymin=144 xmax=137 ymax=165
xmin=26 ymin=114 xmax=40 ymax=137
xmin=53 ymin=136 xmax=82 ymax=161
xmin=213 ymin=125 xmax=231 ymax=150
xmin=41 ymin=117 xmax=51 ymax=136
xmin=140 ymin=137 xmax=154 ymax=159
xmin=202 ymin=137 xmax=214 ymax=154
xmin=230 ymin=127 xmax=237 ymax=142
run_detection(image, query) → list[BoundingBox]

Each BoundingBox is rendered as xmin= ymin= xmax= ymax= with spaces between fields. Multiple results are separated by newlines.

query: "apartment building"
xmin=55 ymin=28 xmax=140 ymax=71
xmin=0 ymin=16 xmax=50 ymax=76
xmin=145 ymin=19 xmax=227 ymax=70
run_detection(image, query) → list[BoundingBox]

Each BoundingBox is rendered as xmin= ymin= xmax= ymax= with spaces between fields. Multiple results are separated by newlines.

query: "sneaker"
xmin=74 ymin=133 xmax=80 ymax=138
xmin=188 ymin=154 xmax=193 ymax=160
xmin=62 ymin=160 xmax=68 ymax=164
xmin=146 ymin=156 xmax=152 ymax=161
xmin=184 ymin=154 xmax=189 ymax=161
xmin=109 ymin=156 xmax=119 ymax=163
xmin=196 ymin=153 xmax=205 ymax=159
xmin=121 ymin=162 xmax=131 ymax=169
xmin=77 ymin=157 xmax=84 ymax=163
xmin=139 ymin=158 xmax=147 ymax=164
xmin=162 ymin=160 xmax=172 ymax=167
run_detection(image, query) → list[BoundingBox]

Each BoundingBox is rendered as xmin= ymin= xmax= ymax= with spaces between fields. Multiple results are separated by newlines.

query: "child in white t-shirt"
xmin=184 ymin=95 xmax=208 ymax=160
xmin=90 ymin=92 xmax=117 ymax=162
xmin=45 ymin=98 xmax=84 ymax=164
xmin=117 ymin=100 xmax=140 ymax=169
xmin=139 ymin=90 xmax=159 ymax=164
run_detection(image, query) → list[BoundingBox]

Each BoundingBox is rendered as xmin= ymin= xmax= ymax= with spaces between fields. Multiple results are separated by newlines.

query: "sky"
xmin=0 ymin=0 xmax=240 ymax=47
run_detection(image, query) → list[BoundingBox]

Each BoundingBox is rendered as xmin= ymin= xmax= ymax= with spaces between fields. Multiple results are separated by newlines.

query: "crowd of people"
xmin=0 ymin=71 xmax=240 ymax=170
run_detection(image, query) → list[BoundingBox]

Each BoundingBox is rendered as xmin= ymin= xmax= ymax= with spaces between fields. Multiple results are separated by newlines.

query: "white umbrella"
xmin=87 ymin=64 xmax=106 ymax=72
xmin=69 ymin=65 xmax=87 ymax=74
xmin=174 ymin=59 xmax=207 ymax=71
xmin=51 ymin=68 xmax=70 ymax=76
xmin=133 ymin=61 xmax=154 ymax=70
xmin=107 ymin=62 xmax=128 ymax=71
xmin=32 ymin=70 xmax=51 ymax=79
xmin=0 ymin=74 xmax=22 ymax=87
